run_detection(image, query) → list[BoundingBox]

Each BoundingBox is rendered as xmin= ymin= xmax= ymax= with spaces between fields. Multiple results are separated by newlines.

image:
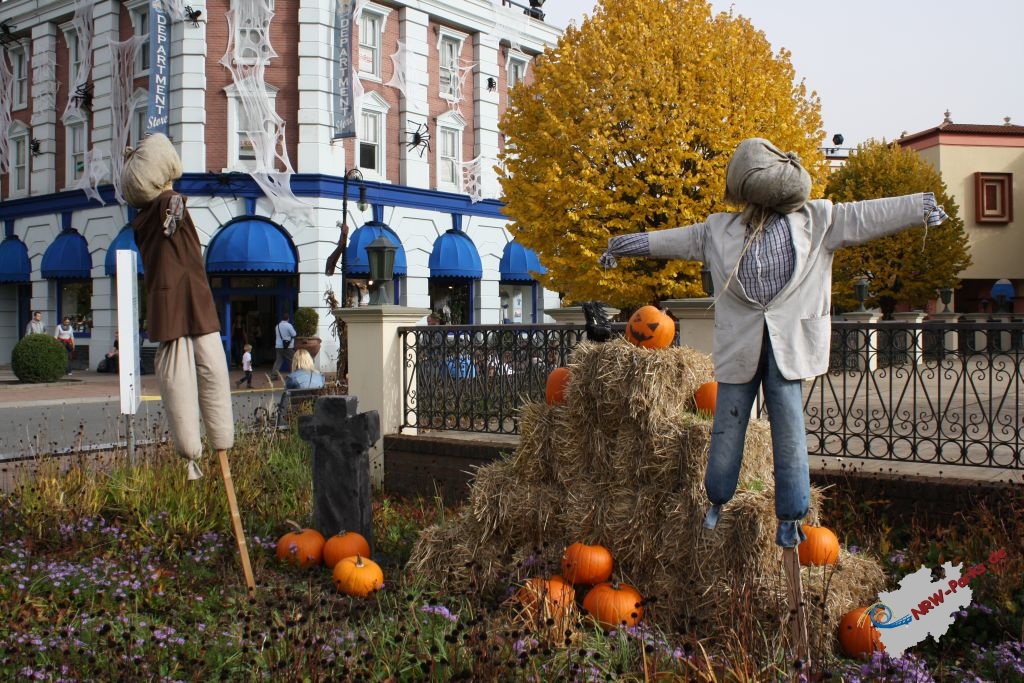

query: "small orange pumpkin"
xmin=322 ymin=530 xmax=372 ymax=569
xmin=546 ymin=367 xmax=572 ymax=405
xmin=333 ymin=555 xmax=385 ymax=597
xmin=275 ymin=521 xmax=326 ymax=569
xmin=798 ymin=524 xmax=840 ymax=566
xmin=582 ymin=582 xmax=644 ymax=630
xmin=838 ymin=607 xmax=885 ymax=658
xmin=625 ymin=306 xmax=675 ymax=349
xmin=561 ymin=542 xmax=614 ymax=586
xmin=516 ymin=576 xmax=576 ymax=620
xmin=694 ymin=380 xmax=718 ymax=416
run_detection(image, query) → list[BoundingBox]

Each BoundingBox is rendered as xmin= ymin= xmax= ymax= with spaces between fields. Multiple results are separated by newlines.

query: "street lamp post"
xmin=324 ymin=167 xmax=367 ymax=387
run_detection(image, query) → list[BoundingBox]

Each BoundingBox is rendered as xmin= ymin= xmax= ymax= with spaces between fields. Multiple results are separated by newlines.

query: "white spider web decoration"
xmin=110 ymin=36 xmax=143 ymax=206
xmin=493 ymin=4 xmax=526 ymax=55
xmin=384 ymin=39 xmax=408 ymax=99
xmin=32 ymin=50 xmax=58 ymax=114
xmin=220 ymin=0 xmax=312 ymax=225
xmin=448 ymin=59 xmax=477 ymax=112
xmin=0 ymin=50 xmax=13 ymax=175
xmin=63 ymin=0 xmax=94 ymax=121
xmin=460 ymin=155 xmax=485 ymax=203
xmin=155 ymin=0 xmax=189 ymax=23
xmin=74 ymin=147 xmax=110 ymax=205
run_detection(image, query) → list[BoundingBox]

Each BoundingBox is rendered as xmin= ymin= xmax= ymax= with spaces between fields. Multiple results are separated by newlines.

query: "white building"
xmin=0 ymin=0 xmax=561 ymax=371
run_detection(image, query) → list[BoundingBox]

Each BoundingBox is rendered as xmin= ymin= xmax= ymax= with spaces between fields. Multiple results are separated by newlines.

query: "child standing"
xmin=236 ymin=343 xmax=253 ymax=389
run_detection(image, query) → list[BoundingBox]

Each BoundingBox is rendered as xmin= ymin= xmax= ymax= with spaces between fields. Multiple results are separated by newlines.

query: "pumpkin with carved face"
xmin=625 ymin=306 xmax=675 ymax=349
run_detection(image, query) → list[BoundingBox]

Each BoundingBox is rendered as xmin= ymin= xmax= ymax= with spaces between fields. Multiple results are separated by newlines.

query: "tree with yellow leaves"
xmin=499 ymin=0 xmax=827 ymax=309
xmin=826 ymin=140 xmax=971 ymax=317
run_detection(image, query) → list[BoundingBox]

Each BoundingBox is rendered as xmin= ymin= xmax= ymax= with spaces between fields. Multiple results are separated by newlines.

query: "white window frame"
xmin=8 ymin=122 xmax=29 ymax=197
xmin=435 ymin=110 xmax=465 ymax=192
xmin=126 ymin=0 xmax=151 ymax=75
xmin=61 ymin=25 xmax=83 ymax=86
xmin=357 ymin=90 xmax=390 ymax=180
xmin=63 ymin=112 xmax=87 ymax=185
xmin=436 ymin=28 xmax=466 ymax=101
xmin=357 ymin=3 xmax=391 ymax=82
xmin=233 ymin=0 xmax=275 ymax=65
xmin=130 ymin=89 xmax=149 ymax=149
xmin=10 ymin=41 xmax=30 ymax=110
xmin=507 ymin=53 xmax=528 ymax=92
xmin=224 ymin=83 xmax=279 ymax=171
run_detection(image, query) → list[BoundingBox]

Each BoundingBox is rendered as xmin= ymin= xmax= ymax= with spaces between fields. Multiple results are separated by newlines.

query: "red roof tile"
xmin=900 ymin=122 xmax=1024 ymax=144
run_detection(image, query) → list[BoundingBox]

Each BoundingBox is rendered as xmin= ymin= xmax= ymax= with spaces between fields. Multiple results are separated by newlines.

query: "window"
xmin=436 ymin=29 xmax=466 ymax=100
xmin=10 ymin=44 xmax=29 ymax=109
xmin=975 ymin=172 xmax=1013 ymax=224
xmin=435 ymin=111 xmax=465 ymax=191
xmin=507 ymin=55 xmax=527 ymax=91
xmin=65 ymin=116 xmax=87 ymax=183
xmin=235 ymin=0 xmax=274 ymax=64
xmin=225 ymin=83 xmax=279 ymax=170
xmin=9 ymin=125 xmax=29 ymax=197
xmin=357 ymin=91 xmax=389 ymax=179
xmin=130 ymin=90 xmax=149 ymax=148
xmin=59 ymin=280 xmax=93 ymax=336
xmin=128 ymin=1 xmax=151 ymax=74
xmin=64 ymin=30 xmax=82 ymax=84
xmin=358 ymin=13 xmax=380 ymax=78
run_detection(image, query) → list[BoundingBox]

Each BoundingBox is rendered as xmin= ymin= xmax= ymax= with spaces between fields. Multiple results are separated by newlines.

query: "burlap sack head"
xmin=724 ymin=138 xmax=811 ymax=223
xmin=121 ymin=133 xmax=183 ymax=209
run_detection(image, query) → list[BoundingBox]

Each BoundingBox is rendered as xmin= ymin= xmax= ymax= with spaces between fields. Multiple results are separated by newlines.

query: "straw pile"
xmin=409 ymin=338 xmax=884 ymax=655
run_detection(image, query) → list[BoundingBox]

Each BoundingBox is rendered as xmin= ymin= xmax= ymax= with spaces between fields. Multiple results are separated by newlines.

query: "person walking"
xmin=54 ymin=316 xmax=75 ymax=375
xmin=25 ymin=310 xmax=44 ymax=336
xmin=235 ymin=343 xmax=253 ymax=389
xmin=269 ymin=312 xmax=296 ymax=384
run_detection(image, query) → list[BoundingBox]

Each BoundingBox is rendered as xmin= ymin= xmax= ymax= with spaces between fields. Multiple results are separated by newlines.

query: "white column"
xmin=30 ymin=24 xmax=59 ymax=195
xmin=964 ymin=313 xmax=991 ymax=354
xmin=297 ymin=0 xmax=345 ymax=171
xmin=170 ymin=4 xmax=208 ymax=168
xmin=843 ymin=311 xmax=883 ymax=372
xmin=332 ymin=305 xmax=430 ymax=488
xmin=891 ymin=311 xmax=927 ymax=366
xmin=928 ymin=312 xmax=962 ymax=356
xmin=90 ymin=1 xmax=119 ymax=158
xmin=398 ymin=7 xmax=430 ymax=188
xmin=662 ymin=298 xmax=715 ymax=356
xmin=472 ymin=33 xmax=501 ymax=199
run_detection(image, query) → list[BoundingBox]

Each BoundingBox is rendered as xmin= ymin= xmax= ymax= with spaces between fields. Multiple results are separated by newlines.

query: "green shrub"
xmin=293 ymin=307 xmax=319 ymax=337
xmin=11 ymin=334 xmax=68 ymax=383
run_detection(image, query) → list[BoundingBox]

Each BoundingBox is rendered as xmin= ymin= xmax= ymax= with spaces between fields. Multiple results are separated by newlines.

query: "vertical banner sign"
xmin=117 ymin=251 xmax=142 ymax=416
xmin=146 ymin=0 xmax=171 ymax=135
xmin=332 ymin=0 xmax=357 ymax=139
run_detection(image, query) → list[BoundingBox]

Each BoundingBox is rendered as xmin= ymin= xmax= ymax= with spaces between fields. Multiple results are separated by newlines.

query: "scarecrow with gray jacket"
xmin=601 ymin=138 xmax=948 ymax=660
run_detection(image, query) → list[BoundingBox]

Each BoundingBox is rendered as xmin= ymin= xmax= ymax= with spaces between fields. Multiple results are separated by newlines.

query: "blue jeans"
xmin=702 ymin=329 xmax=810 ymax=547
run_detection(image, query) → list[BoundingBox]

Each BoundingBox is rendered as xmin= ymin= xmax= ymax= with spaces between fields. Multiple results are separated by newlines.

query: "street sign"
xmin=116 ymin=250 xmax=143 ymax=415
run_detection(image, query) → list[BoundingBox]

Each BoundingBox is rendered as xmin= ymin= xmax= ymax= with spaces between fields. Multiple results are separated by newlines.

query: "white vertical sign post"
xmin=116 ymin=250 xmax=143 ymax=464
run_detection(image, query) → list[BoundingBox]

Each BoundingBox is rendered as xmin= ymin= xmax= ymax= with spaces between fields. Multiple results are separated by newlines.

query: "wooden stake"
xmin=782 ymin=547 xmax=810 ymax=679
xmin=217 ymin=449 xmax=256 ymax=594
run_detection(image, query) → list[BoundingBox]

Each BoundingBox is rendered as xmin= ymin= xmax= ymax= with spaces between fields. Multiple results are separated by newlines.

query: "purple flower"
xmin=420 ymin=604 xmax=458 ymax=622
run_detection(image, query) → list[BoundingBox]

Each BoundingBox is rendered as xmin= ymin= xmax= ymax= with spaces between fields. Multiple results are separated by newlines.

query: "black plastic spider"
xmin=184 ymin=6 xmax=203 ymax=28
xmin=71 ymin=82 xmax=93 ymax=110
xmin=405 ymin=122 xmax=430 ymax=158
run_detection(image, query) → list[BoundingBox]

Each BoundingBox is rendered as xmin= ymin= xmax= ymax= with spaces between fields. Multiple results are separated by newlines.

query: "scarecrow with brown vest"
xmin=122 ymin=133 xmax=254 ymax=592
xmin=602 ymin=137 xmax=949 ymax=669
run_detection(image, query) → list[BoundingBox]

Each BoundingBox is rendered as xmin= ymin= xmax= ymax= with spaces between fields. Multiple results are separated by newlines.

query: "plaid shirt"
xmin=738 ymin=213 xmax=794 ymax=306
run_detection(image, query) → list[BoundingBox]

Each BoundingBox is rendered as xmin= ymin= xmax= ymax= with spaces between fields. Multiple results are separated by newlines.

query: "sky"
xmin=537 ymin=0 xmax=1024 ymax=149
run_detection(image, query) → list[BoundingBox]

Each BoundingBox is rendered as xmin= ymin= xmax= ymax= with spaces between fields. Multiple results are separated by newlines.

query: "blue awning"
xmin=429 ymin=230 xmax=482 ymax=279
xmin=499 ymin=241 xmax=547 ymax=282
xmin=104 ymin=227 xmax=144 ymax=276
xmin=206 ymin=217 xmax=297 ymax=273
xmin=345 ymin=221 xmax=408 ymax=276
xmin=41 ymin=229 xmax=92 ymax=279
xmin=0 ymin=236 xmax=31 ymax=284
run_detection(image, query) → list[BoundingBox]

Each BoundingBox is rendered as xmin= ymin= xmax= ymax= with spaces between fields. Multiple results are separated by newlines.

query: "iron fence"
xmin=400 ymin=320 xmax=1024 ymax=470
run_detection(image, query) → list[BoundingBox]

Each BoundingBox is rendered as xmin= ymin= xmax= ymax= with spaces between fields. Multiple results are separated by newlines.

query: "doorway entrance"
xmin=211 ymin=275 xmax=297 ymax=369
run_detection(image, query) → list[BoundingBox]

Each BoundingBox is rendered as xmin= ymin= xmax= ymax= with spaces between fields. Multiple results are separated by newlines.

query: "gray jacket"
xmin=647 ymin=194 xmax=928 ymax=382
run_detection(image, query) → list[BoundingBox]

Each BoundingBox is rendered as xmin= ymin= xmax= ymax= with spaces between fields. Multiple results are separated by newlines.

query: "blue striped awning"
xmin=0 ymin=236 xmax=31 ymax=284
xmin=206 ymin=217 xmax=297 ymax=273
xmin=499 ymin=241 xmax=546 ymax=282
xmin=41 ymin=229 xmax=91 ymax=279
xmin=345 ymin=221 xmax=408 ymax=276
xmin=104 ymin=227 xmax=144 ymax=276
xmin=428 ymin=230 xmax=482 ymax=279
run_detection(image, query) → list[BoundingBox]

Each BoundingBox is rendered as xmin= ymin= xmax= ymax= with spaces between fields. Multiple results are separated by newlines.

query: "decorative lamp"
xmin=700 ymin=264 xmax=714 ymax=297
xmin=366 ymin=233 xmax=397 ymax=305
xmin=855 ymin=278 xmax=869 ymax=312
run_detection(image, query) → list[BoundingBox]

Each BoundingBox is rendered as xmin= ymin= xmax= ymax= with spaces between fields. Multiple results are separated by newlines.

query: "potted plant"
xmin=293 ymin=307 xmax=321 ymax=359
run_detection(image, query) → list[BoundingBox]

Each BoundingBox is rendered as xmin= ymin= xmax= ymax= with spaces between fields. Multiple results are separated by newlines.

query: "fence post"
xmin=842 ymin=311 xmax=882 ymax=372
xmin=661 ymin=298 xmax=715 ymax=355
xmin=892 ymin=311 xmax=927 ymax=365
xmin=332 ymin=305 xmax=431 ymax=488
xmin=929 ymin=312 xmax=962 ymax=356
xmin=964 ymin=313 xmax=991 ymax=353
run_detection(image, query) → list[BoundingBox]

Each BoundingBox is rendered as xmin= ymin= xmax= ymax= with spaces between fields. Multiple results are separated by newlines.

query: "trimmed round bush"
xmin=293 ymin=307 xmax=320 ymax=337
xmin=12 ymin=334 xmax=68 ymax=383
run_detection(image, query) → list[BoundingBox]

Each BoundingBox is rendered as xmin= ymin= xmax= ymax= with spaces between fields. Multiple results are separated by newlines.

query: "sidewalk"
xmin=0 ymin=364 xmax=279 ymax=407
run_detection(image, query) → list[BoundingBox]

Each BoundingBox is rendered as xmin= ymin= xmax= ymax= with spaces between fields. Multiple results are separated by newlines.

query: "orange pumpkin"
xmin=838 ymin=607 xmax=885 ymax=658
xmin=625 ymin=306 xmax=675 ymax=349
xmin=561 ymin=542 xmax=614 ymax=586
xmin=546 ymin=367 xmax=572 ymax=405
xmin=516 ymin=576 xmax=576 ymax=620
xmin=275 ymin=522 xmax=326 ymax=569
xmin=333 ymin=555 xmax=385 ymax=597
xmin=694 ymin=380 xmax=718 ymax=416
xmin=582 ymin=582 xmax=644 ymax=630
xmin=322 ymin=530 xmax=372 ymax=569
xmin=798 ymin=525 xmax=840 ymax=566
